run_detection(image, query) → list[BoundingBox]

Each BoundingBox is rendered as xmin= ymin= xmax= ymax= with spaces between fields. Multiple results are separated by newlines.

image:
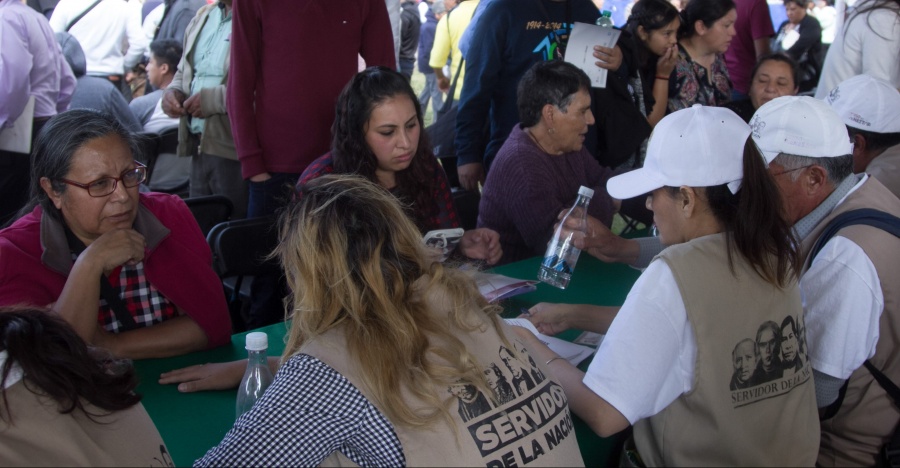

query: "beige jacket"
xmin=169 ymin=2 xmax=236 ymax=160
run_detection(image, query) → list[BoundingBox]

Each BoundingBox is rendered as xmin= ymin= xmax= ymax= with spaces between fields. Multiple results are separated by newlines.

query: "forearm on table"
xmin=528 ymin=337 xmax=630 ymax=437
xmin=568 ymin=305 xmax=619 ymax=334
xmin=105 ymin=314 xmax=208 ymax=359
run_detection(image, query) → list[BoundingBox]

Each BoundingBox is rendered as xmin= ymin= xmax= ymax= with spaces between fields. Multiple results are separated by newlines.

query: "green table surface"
xmin=134 ymin=254 xmax=640 ymax=466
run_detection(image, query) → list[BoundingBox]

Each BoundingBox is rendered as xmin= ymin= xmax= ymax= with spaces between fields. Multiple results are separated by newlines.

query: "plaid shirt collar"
xmin=39 ymin=201 xmax=171 ymax=276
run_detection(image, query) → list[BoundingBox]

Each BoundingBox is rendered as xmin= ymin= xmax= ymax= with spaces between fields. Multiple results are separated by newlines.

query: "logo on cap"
xmin=848 ymin=112 xmax=871 ymax=128
xmin=826 ymin=86 xmax=840 ymax=105
xmin=750 ymin=116 xmax=766 ymax=139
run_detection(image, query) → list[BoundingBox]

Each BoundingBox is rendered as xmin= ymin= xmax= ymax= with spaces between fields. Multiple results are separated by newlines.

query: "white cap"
xmin=245 ymin=332 xmax=268 ymax=351
xmin=607 ymin=104 xmax=750 ymax=200
xmin=577 ymin=186 xmax=594 ymax=198
xmin=750 ymin=95 xmax=853 ymax=164
xmin=825 ymin=74 xmax=900 ymax=134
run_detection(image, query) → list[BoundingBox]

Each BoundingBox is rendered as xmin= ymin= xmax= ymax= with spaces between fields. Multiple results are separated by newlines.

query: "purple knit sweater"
xmin=478 ymin=125 xmax=618 ymax=265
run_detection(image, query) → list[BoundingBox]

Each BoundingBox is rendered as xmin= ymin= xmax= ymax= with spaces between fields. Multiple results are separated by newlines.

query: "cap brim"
xmin=607 ymin=168 xmax=666 ymax=200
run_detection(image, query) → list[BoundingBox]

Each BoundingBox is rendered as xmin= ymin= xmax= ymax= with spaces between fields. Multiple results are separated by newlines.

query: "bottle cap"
xmin=577 ymin=186 xmax=595 ymax=198
xmin=601 ymin=10 xmax=612 ymax=17
xmin=245 ymin=332 xmax=268 ymax=351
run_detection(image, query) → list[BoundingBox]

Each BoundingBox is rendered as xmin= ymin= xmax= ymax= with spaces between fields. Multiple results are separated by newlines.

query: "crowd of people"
xmin=1 ymin=0 xmax=899 ymax=465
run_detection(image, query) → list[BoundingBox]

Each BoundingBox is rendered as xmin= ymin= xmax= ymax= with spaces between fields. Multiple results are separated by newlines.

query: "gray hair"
xmin=517 ymin=60 xmax=591 ymax=128
xmin=771 ymin=153 xmax=853 ymax=185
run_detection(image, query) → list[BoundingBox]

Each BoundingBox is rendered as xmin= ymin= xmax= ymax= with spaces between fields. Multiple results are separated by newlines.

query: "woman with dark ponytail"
xmin=517 ymin=105 xmax=819 ymax=465
xmin=668 ymin=0 xmax=737 ymax=111
xmin=0 ymin=308 xmax=171 ymax=466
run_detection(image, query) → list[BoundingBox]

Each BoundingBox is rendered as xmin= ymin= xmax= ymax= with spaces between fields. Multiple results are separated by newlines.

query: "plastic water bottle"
xmin=538 ymin=186 xmax=593 ymax=289
xmin=235 ymin=332 xmax=274 ymax=419
xmin=596 ymin=10 xmax=614 ymax=27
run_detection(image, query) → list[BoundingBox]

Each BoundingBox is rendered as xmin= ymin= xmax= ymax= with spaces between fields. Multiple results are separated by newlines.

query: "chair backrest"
xmin=452 ymin=188 xmax=480 ymax=231
xmin=185 ymin=195 xmax=234 ymax=237
xmin=206 ymin=215 xmax=281 ymax=279
xmin=135 ymin=131 xmax=159 ymax=167
xmin=146 ymin=127 xmax=180 ymax=184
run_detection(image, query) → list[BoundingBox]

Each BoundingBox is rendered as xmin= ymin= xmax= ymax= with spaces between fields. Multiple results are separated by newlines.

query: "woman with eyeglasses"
xmin=0 ymin=109 xmax=231 ymax=359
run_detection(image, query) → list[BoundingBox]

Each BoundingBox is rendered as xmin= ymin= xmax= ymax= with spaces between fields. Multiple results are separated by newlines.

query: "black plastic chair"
xmin=134 ymin=131 xmax=159 ymax=167
xmin=185 ymin=195 xmax=233 ymax=238
xmin=206 ymin=216 xmax=280 ymax=332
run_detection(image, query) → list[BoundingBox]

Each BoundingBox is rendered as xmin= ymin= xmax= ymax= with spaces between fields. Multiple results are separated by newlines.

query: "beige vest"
xmin=634 ymin=233 xmax=819 ymax=466
xmin=0 ymin=379 xmax=171 ymax=467
xmin=301 ymin=284 xmax=585 ymax=467
xmin=801 ymin=178 xmax=900 ymax=466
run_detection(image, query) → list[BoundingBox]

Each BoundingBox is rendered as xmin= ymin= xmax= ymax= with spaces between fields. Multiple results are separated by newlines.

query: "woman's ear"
xmin=637 ymin=25 xmax=649 ymax=42
xmin=679 ymin=186 xmax=697 ymax=216
xmin=694 ymin=19 xmax=707 ymax=36
xmin=40 ymin=177 xmax=64 ymax=210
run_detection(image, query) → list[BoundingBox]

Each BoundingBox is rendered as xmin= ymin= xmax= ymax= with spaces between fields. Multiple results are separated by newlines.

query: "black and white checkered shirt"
xmin=195 ymin=354 xmax=405 ymax=466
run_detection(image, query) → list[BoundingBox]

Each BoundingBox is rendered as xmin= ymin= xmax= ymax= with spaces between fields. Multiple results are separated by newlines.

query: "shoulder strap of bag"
xmin=64 ymin=227 xmax=139 ymax=331
xmin=437 ymin=4 xmax=477 ymax=114
xmin=65 ymin=0 xmax=105 ymax=32
xmin=808 ymin=208 xmax=900 ymax=264
xmin=810 ymin=208 xmax=900 ymax=466
xmin=864 ymin=360 xmax=900 ymax=468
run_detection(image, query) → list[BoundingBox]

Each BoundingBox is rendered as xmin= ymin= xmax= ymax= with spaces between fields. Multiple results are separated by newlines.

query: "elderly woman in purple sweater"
xmin=478 ymin=60 xmax=621 ymax=265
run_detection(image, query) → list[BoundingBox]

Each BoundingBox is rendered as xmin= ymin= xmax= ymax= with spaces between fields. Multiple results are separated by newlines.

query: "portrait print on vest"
xmin=457 ymin=343 xmax=573 ymax=467
xmin=730 ymin=314 xmax=812 ymax=405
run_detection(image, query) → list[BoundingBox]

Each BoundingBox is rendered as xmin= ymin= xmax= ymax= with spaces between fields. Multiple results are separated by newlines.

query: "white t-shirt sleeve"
xmin=802 ymin=236 xmax=882 ymax=380
xmin=582 ymin=260 xmax=695 ymax=424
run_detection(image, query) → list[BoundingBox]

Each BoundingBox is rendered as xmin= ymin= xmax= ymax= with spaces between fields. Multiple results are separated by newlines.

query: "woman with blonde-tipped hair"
xmin=194 ymin=175 xmax=585 ymax=466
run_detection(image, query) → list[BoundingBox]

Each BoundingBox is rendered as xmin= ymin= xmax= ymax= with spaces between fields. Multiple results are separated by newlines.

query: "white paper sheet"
xmin=564 ymin=22 xmax=622 ymax=89
xmin=505 ymin=318 xmax=595 ymax=366
xmin=0 ymin=96 xmax=35 ymax=154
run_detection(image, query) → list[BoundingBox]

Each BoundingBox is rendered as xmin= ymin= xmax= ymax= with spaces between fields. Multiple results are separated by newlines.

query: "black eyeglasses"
xmin=59 ymin=162 xmax=147 ymax=197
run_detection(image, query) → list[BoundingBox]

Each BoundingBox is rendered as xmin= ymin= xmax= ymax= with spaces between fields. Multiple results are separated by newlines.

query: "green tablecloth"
xmin=134 ymin=254 xmax=640 ymax=466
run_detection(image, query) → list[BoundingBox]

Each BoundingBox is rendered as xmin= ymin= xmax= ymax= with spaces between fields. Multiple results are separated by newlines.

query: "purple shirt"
xmin=0 ymin=0 xmax=74 ymax=128
xmin=478 ymin=125 xmax=618 ymax=265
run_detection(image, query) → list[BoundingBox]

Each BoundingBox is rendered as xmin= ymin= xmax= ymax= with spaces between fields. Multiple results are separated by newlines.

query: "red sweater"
xmin=228 ymin=0 xmax=397 ymax=179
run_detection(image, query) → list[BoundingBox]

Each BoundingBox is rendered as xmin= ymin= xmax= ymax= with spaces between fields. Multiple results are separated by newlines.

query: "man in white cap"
xmin=751 ymin=95 xmax=900 ymax=466
xmin=825 ymin=74 xmax=900 ymax=199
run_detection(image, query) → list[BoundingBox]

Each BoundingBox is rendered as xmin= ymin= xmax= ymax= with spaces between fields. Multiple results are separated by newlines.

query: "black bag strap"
xmin=808 ymin=208 xmax=900 ymax=265
xmin=65 ymin=0 xmax=104 ymax=32
xmin=153 ymin=0 xmax=175 ymax=40
xmin=864 ymin=360 xmax=900 ymax=467
xmin=64 ymin=228 xmax=139 ymax=331
xmin=808 ymin=208 xmax=900 ymax=466
xmin=436 ymin=5 xmax=474 ymax=114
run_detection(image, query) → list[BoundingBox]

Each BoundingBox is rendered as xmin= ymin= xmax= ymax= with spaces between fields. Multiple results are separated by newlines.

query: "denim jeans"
xmin=245 ymin=172 xmax=299 ymax=329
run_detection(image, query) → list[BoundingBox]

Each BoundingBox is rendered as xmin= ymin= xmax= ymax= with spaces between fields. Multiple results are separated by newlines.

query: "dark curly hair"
xmin=0 ymin=308 xmax=141 ymax=422
xmin=331 ymin=66 xmax=441 ymax=232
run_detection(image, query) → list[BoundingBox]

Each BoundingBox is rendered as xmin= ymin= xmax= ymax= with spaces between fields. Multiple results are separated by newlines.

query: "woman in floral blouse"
xmin=667 ymin=0 xmax=737 ymax=111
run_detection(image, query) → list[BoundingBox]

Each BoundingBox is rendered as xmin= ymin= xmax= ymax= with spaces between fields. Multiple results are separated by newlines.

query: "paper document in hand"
xmin=475 ymin=272 xmax=538 ymax=303
xmin=0 ymin=96 xmax=35 ymax=154
xmin=564 ymin=22 xmax=622 ymax=89
xmin=505 ymin=318 xmax=595 ymax=366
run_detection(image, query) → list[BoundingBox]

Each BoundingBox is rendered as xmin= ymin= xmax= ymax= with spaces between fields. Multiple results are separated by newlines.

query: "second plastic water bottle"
xmin=235 ymin=332 xmax=274 ymax=419
xmin=538 ymin=186 xmax=594 ymax=289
